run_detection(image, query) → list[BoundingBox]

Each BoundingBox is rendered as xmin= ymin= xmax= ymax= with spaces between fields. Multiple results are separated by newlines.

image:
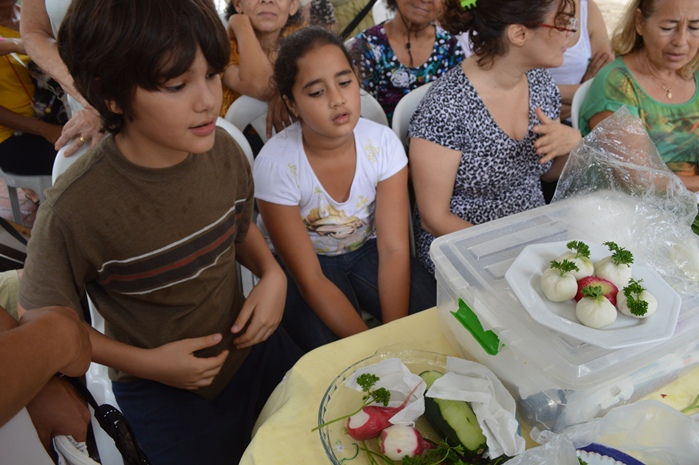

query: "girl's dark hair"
xmin=274 ymin=26 xmax=354 ymax=103
xmin=440 ymin=0 xmax=575 ymax=68
xmin=58 ymin=0 xmax=229 ymax=134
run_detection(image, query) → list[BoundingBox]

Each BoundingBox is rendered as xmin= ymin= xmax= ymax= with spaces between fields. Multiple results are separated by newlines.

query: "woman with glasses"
xmin=580 ymin=0 xmax=699 ymax=193
xmin=408 ymin=0 xmax=582 ymax=274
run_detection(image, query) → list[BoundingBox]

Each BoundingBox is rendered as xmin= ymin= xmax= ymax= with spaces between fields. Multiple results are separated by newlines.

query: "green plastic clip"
xmin=451 ymin=298 xmax=501 ymax=356
xmin=459 ymin=0 xmax=477 ymax=9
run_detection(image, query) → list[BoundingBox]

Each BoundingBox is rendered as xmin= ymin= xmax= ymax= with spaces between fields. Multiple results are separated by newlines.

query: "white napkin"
xmin=426 ymin=357 xmax=525 ymax=459
xmin=345 ymin=358 xmax=426 ymax=425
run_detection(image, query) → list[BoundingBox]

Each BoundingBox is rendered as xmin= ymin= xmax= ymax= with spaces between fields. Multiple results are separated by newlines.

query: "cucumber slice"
xmin=420 ymin=371 xmax=487 ymax=457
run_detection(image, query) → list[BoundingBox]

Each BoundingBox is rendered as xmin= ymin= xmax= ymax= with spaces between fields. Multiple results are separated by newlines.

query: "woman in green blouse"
xmin=580 ymin=0 xmax=699 ymax=193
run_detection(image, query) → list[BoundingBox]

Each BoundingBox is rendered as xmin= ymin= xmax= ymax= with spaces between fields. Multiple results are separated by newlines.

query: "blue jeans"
xmin=280 ymin=238 xmax=436 ymax=353
xmin=112 ymin=329 xmax=301 ymax=465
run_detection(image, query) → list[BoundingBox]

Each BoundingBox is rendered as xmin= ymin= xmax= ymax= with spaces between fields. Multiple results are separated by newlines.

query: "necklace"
xmin=643 ymin=52 xmax=677 ymax=100
xmin=395 ymin=15 xmax=431 ymax=68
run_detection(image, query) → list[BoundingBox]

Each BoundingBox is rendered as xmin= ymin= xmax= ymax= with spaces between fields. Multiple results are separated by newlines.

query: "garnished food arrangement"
xmin=314 ymin=361 xmax=520 ymax=465
xmin=540 ymin=241 xmax=657 ymax=329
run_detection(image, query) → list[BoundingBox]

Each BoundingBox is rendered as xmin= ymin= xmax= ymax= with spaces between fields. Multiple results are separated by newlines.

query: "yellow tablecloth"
xmin=239 ymin=308 xmax=699 ymax=464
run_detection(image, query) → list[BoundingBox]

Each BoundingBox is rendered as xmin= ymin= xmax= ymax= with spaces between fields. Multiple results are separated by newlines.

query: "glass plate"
xmin=505 ymin=241 xmax=681 ymax=349
xmin=317 ymin=344 xmax=447 ymax=465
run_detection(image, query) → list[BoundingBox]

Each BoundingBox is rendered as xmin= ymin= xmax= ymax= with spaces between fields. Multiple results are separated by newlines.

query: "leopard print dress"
xmin=409 ymin=66 xmax=561 ymax=274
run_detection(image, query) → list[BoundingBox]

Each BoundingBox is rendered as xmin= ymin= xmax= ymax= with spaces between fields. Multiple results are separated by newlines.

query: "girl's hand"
xmin=55 ymin=107 xmax=105 ymax=156
xmin=231 ymin=267 xmax=286 ymax=349
xmin=533 ymin=107 xmax=582 ymax=163
xmin=144 ymin=334 xmax=229 ymax=390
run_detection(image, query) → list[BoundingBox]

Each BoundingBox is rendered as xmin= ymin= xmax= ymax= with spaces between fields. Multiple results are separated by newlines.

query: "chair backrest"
xmin=52 ymin=141 xmax=90 ymax=184
xmin=372 ymin=0 xmax=394 ymax=23
xmin=224 ymin=95 xmax=270 ymax=143
xmin=215 ymin=117 xmax=254 ymax=167
xmin=571 ymin=79 xmax=593 ymax=131
xmin=224 ymin=92 xmax=389 ymax=139
xmin=360 ymin=90 xmax=389 ymax=126
xmin=391 ymin=82 xmax=432 ymax=148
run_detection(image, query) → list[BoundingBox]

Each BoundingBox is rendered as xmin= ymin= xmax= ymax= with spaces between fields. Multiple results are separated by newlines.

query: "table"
xmin=240 ymin=308 xmax=699 ymax=464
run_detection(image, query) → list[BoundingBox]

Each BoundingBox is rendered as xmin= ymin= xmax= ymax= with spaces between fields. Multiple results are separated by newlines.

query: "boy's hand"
xmin=146 ymin=334 xmax=229 ymax=390
xmin=231 ymin=268 xmax=286 ymax=349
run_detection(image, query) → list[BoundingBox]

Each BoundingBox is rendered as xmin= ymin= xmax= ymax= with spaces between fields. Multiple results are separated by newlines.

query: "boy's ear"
xmin=106 ymin=99 xmax=123 ymax=115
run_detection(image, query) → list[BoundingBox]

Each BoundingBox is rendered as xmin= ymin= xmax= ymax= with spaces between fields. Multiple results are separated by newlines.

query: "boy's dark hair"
xmin=440 ymin=0 xmax=574 ymax=68
xmin=274 ymin=26 xmax=353 ymax=103
xmin=58 ymin=0 xmax=230 ymax=134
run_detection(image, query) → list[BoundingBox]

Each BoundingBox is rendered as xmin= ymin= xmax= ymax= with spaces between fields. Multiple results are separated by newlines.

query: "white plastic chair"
xmin=0 ymin=169 xmax=51 ymax=226
xmin=224 ymin=95 xmax=270 ymax=144
xmin=571 ymin=79 xmax=593 ymax=130
xmin=215 ymin=117 xmax=259 ymax=296
xmin=391 ymin=82 xmax=432 ymax=147
xmin=52 ymin=141 xmax=125 ymax=465
xmin=372 ymin=0 xmax=395 ymax=23
xmin=360 ymin=90 xmax=389 ymax=126
xmin=215 ymin=116 xmax=254 ymax=167
xmin=225 ymin=92 xmax=389 ymax=140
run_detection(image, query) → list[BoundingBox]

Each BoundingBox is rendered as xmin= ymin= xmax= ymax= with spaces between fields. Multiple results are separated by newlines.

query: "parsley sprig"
xmin=622 ymin=278 xmax=649 ymax=316
xmin=549 ymin=259 xmax=580 ymax=277
xmin=581 ymin=284 xmax=603 ymax=300
xmin=603 ymin=241 xmax=634 ymax=266
xmin=311 ymin=373 xmax=391 ymax=432
xmin=566 ymin=241 xmax=591 ymax=259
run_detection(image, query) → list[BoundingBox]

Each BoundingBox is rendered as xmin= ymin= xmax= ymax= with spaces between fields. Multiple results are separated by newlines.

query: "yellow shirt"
xmin=0 ymin=26 xmax=35 ymax=144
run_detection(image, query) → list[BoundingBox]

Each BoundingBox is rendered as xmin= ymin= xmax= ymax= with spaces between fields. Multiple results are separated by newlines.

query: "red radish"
xmin=575 ymin=276 xmax=618 ymax=305
xmin=380 ymin=424 xmax=435 ymax=460
xmin=346 ymin=381 xmax=424 ymax=441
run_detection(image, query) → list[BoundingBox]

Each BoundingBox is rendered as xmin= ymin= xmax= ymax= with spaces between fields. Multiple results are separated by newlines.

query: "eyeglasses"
xmin=533 ymin=16 xmax=579 ymax=34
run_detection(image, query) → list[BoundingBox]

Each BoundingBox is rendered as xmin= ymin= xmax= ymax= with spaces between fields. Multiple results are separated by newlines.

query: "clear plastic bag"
xmin=551 ymin=106 xmax=699 ymax=296
xmin=529 ymin=400 xmax=699 ymax=465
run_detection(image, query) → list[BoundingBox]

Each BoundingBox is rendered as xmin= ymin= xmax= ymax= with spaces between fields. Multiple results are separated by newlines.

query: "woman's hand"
xmin=55 ymin=107 xmax=105 ymax=156
xmin=533 ymin=107 xmax=582 ymax=163
xmin=266 ymin=94 xmax=296 ymax=139
xmin=581 ymin=51 xmax=613 ymax=83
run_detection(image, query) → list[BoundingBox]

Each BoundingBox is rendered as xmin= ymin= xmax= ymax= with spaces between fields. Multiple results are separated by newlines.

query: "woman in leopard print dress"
xmin=409 ymin=0 xmax=583 ymax=273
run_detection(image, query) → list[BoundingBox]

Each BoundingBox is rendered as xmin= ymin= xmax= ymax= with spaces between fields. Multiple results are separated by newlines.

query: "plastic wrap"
xmin=531 ymin=400 xmax=699 ymax=465
xmin=551 ymin=106 xmax=699 ymax=296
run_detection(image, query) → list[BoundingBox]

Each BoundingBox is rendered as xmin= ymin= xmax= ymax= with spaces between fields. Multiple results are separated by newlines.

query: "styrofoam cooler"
xmin=430 ymin=192 xmax=699 ymax=433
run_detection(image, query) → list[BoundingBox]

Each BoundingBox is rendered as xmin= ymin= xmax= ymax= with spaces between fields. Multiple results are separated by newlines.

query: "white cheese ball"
xmin=541 ymin=267 xmax=578 ymax=302
xmin=556 ymin=251 xmax=594 ymax=280
xmin=617 ymin=290 xmax=658 ymax=318
xmin=576 ymin=297 xmax=617 ymax=329
xmin=594 ymin=256 xmax=632 ymax=289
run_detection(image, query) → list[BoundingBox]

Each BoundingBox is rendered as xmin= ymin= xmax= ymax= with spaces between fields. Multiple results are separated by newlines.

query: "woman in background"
xmin=580 ymin=0 xmax=699 ymax=192
xmin=0 ymin=0 xmax=62 ymax=203
xmin=20 ymin=0 xmax=103 ymax=157
xmin=352 ymin=0 xmax=464 ymax=123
